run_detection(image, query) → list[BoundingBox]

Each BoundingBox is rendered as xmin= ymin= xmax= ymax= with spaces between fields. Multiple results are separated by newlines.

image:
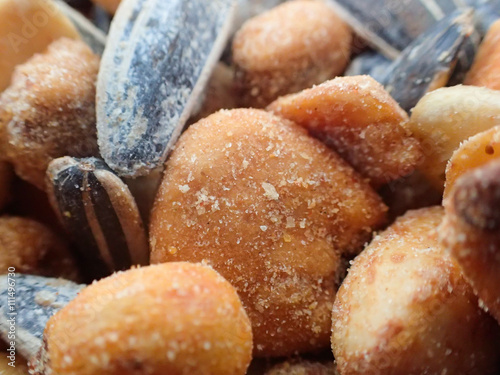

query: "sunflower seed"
xmin=384 ymin=8 xmax=475 ymax=112
xmin=0 ymin=275 xmax=83 ymax=360
xmin=345 ymin=50 xmax=392 ymax=82
xmin=464 ymin=0 xmax=500 ymax=34
xmin=97 ymin=0 xmax=236 ymax=177
xmin=327 ymin=0 xmax=466 ymax=59
xmin=46 ymin=157 xmax=149 ymax=281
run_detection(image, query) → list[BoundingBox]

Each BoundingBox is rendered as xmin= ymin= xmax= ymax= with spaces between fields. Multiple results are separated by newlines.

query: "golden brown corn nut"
xmin=444 ymin=126 xmax=500 ymax=200
xmin=409 ymin=85 xmax=500 ymax=190
xmin=268 ymin=76 xmax=423 ymax=187
xmin=0 ymin=38 xmax=99 ymax=190
xmin=32 ymin=262 xmax=253 ymax=375
xmin=233 ymin=0 xmax=352 ymax=108
xmin=440 ymin=160 xmax=500 ymax=324
xmin=464 ymin=20 xmax=500 ymax=90
xmin=0 ymin=0 xmax=80 ymax=92
xmin=332 ymin=207 xmax=500 ymax=375
xmin=0 ymin=216 xmax=79 ymax=281
xmin=150 ymin=108 xmax=387 ymax=357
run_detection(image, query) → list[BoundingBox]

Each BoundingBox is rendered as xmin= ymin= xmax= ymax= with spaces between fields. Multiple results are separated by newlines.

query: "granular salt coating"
xmin=32 ymin=262 xmax=252 ymax=375
xmin=0 ymin=38 xmax=99 ymax=190
xmin=0 ymin=216 xmax=80 ymax=282
xmin=233 ymin=0 xmax=352 ymax=108
xmin=332 ymin=207 xmax=500 ymax=375
xmin=268 ymin=76 xmax=423 ymax=187
xmin=150 ymin=108 xmax=387 ymax=357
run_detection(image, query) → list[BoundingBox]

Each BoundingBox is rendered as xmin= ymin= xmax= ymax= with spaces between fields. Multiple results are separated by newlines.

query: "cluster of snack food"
xmin=1 ymin=0 xmax=500 ymax=374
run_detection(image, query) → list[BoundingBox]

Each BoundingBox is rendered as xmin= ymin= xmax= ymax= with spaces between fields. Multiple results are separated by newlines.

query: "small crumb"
xmin=262 ymin=182 xmax=279 ymax=200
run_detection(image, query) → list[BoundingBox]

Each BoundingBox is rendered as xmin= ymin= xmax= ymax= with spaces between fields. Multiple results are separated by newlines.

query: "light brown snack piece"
xmin=409 ymin=85 xmax=500 ymax=191
xmin=0 ymin=161 xmax=12 ymax=211
xmin=464 ymin=20 xmax=500 ymax=90
xmin=332 ymin=207 xmax=500 ymax=375
xmin=0 ymin=0 xmax=80 ymax=92
xmin=233 ymin=0 xmax=352 ymax=108
xmin=444 ymin=126 xmax=500 ymax=201
xmin=31 ymin=262 xmax=253 ymax=375
xmin=0 ymin=38 xmax=99 ymax=190
xmin=150 ymin=108 xmax=387 ymax=357
xmin=0 ymin=216 xmax=79 ymax=281
xmin=264 ymin=359 xmax=338 ymax=375
xmin=440 ymin=160 xmax=500 ymax=324
xmin=268 ymin=76 xmax=423 ymax=187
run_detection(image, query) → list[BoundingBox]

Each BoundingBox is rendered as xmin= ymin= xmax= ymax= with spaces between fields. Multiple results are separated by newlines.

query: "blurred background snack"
xmin=233 ymin=0 xmax=352 ymax=108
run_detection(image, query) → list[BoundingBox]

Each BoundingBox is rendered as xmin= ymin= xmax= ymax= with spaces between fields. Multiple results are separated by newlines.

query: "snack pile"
xmin=0 ymin=0 xmax=499 ymax=374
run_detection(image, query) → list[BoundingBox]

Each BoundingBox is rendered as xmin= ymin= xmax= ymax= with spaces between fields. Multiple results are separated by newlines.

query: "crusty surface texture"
xmin=0 ymin=216 xmax=79 ymax=281
xmin=233 ymin=0 xmax=351 ymax=108
xmin=332 ymin=207 xmax=500 ymax=375
xmin=464 ymin=20 xmax=500 ymax=90
xmin=443 ymin=126 xmax=500 ymax=200
xmin=409 ymin=85 xmax=500 ymax=191
xmin=150 ymin=108 xmax=387 ymax=357
xmin=268 ymin=76 xmax=422 ymax=187
xmin=440 ymin=160 xmax=500 ymax=324
xmin=0 ymin=38 xmax=99 ymax=190
xmin=33 ymin=262 xmax=252 ymax=375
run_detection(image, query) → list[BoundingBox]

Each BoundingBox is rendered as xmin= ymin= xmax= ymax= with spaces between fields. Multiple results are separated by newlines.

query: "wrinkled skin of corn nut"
xmin=0 ymin=38 xmax=99 ymax=190
xmin=233 ymin=0 xmax=352 ymax=108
